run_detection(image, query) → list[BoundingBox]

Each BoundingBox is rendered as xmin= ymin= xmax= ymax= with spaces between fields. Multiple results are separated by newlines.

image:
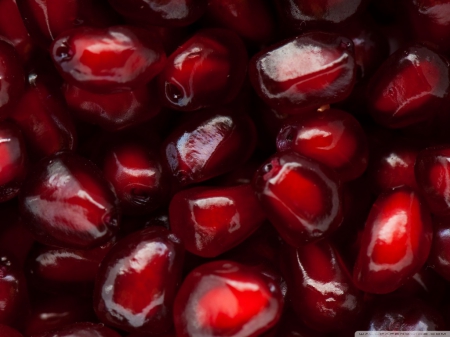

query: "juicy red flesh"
xmin=25 ymin=240 xmax=113 ymax=296
xmin=158 ymin=29 xmax=248 ymax=111
xmin=0 ymin=324 xmax=23 ymax=337
xmin=108 ymin=0 xmax=207 ymax=27
xmin=253 ymin=151 xmax=343 ymax=247
xmin=353 ymin=187 xmax=433 ymax=294
xmin=162 ymin=108 xmax=256 ymax=186
xmin=19 ymin=152 xmax=120 ymax=249
xmin=415 ymin=146 xmax=450 ymax=216
xmin=0 ymin=122 xmax=27 ymax=202
xmin=173 ymin=260 xmax=283 ymax=337
xmin=277 ymin=109 xmax=368 ymax=181
xmin=281 ymin=240 xmax=363 ymax=332
xmin=17 ymin=0 xmax=119 ymax=48
xmin=367 ymin=44 xmax=450 ymax=128
xmin=0 ymin=39 xmax=24 ymax=120
xmin=205 ymin=0 xmax=276 ymax=45
xmin=32 ymin=322 xmax=122 ymax=337
xmin=100 ymin=140 xmax=171 ymax=215
xmin=94 ymin=227 xmax=184 ymax=334
xmin=249 ymin=32 xmax=356 ymax=114
xmin=169 ymin=184 xmax=266 ymax=257
xmin=275 ymin=0 xmax=368 ymax=33
xmin=51 ymin=26 xmax=166 ymax=93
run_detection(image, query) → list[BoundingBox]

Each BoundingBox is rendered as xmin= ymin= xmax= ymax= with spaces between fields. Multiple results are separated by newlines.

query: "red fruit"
xmin=169 ymin=184 xmax=266 ymax=257
xmin=17 ymin=0 xmax=119 ymax=48
xmin=353 ymin=187 xmax=433 ymax=294
xmin=0 ymin=39 xmax=25 ymax=120
xmin=19 ymin=152 xmax=120 ymax=249
xmin=205 ymin=0 xmax=276 ymax=45
xmin=406 ymin=0 xmax=450 ymax=55
xmin=64 ymin=82 xmax=161 ymax=132
xmin=51 ymin=26 xmax=166 ymax=94
xmin=428 ymin=217 xmax=450 ymax=281
xmin=249 ymin=32 xmax=356 ymax=114
xmin=32 ymin=322 xmax=122 ymax=337
xmin=0 ymin=253 xmax=27 ymax=326
xmin=25 ymin=240 xmax=114 ymax=296
xmin=277 ymin=109 xmax=368 ymax=181
xmin=24 ymin=295 xmax=96 ymax=336
xmin=108 ymin=0 xmax=208 ymax=27
xmin=252 ymin=151 xmax=343 ymax=247
xmin=94 ymin=227 xmax=184 ymax=334
xmin=367 ymin=44 xmax=450 ymax=128
xmin=275 ymin=0 xmax=368 ymax=33
xmin=415 ymin=146 xmax=450 ymax=216
xmin=100 ymin=140 xmax=171 ymax=215
xmin=10 ymin=62 xmax=77 ymax=158
xmin=158 ymin=29 xmax=247 ymax=112
xmin=173 ymin=260 xmax=283 ymax=337
xmin=367 ymin=138 xmax=421 ymax=195
xmin=281 ymin=241 xmax=363 ymax=332
xmin=0 ymin=0 xmax=33 ymax=61
xmin=366 ymin=298 xmax=446 ymax=330
xmin=162 ymin=108 xmax=256 ymax=186
xmin=0 ymin=324 xmax=23 ymax=337
xmin=0 ymin=122 xmax=27 ymax=202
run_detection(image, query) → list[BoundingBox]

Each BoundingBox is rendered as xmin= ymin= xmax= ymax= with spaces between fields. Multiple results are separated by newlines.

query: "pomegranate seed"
xmin=94 ymin=227 xmax=184 ymax=334
xmin=249 ymin=32 xmax=356 ymax=114
xmin=31 ymin=322 xmax=122 ymax=337
xmin=0 ymin=324 xmax=23 ymax=337
xmin=19 ymin=152 xmax=120 ymax=249
xmin=158 ymin=29 xmax=248 ymax=111
xmin=428 ymin=216 xmax=450 ymax=281
xmin=169 ymin=184 xmax=266 ymax=257
xmin=51 ymin=26 xmax=166 ymax=93
xmin=253 ymin=151 xmax=343 ymax=247
xmin=277 ymin=109 xmax=368 ymax=181
xmin=367 ymin=43 xmax=450 ymax=128
xmin=353 ymin=187 xmax=433 ymax=294
xmin=173 ymin=260 xmax=283 ymax=337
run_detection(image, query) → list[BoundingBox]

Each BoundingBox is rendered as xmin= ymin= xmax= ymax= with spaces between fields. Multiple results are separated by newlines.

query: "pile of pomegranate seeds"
xmin=2 ymin=0 xmax=450 ymax=335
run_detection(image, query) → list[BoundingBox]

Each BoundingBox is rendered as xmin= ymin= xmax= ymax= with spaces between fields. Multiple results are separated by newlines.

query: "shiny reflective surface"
xmin=94 ymin=227 xmax=184 ymax=334
xmin=51 ymin=26 xmax=166 ymax=93
xmin=429 ymin=216 xmax=450 ymax=281
xmin=367 ymin=138 xmax=420 ymax=194
xmin=64 ymin=82 xmax=161 ymax=132
xmin=19 ymin=152 xmax=120 ymax=249
xmin=17 ymin=0 xmax=119 ymax=47
xmin=25 ymin=240 xmax=113 ymax=295
xmin=158 ymin=29 xmax=247 ymax=111
xmin=415 ymin=146 xmax=450 ymax=216
xmin=0 ymin=122 xmax=27 ymax=202
xmin=169 ymin=184 xmax=266 ymax=258
xmin=367 ymin=44 xmax=450 ymax=128
xmin=275 ymin=0 xmax=367 ymax=32
xmin=366 ymin=298 xmax=445 ymax=331
xmin=173 ymin=261 xmax=283 ymax=337
xmin=277 ymin=109 xmax=368 ymax=181
xmin=108 ymin=0 xmax=207 ymax=27
xmin=163 ymin=108 xmax=256 ymax=186
xmin=252 ymin=151 xmax=343 ymax=247
xmin=0 ymin=39 xmax=24 ymax=119
xmin=282 ymin=241 xmax=363 ymax=332
xmin=353 ymin=187 xmax=433 ymax=294
xmin=205 ymin=0 xmax=276 ymax=45
xmin=101 ymin=140 xmax=171 ymax=215
xmin=32 ymin=322 xmax=122 ymax=337
xmin=249 ymin=32 xmax=356 ymax=114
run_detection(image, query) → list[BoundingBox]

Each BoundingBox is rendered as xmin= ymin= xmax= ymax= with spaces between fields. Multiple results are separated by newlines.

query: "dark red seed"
xmin=94 ymin=227 xmax=184 ymax=334
xmin=158 ymin=29 xmax=248 ymax=112
xmin=19 ymin=152 xmax=120 ymax=249
xmin=31 ymin=322 xmax=122 ymax=337
xmin=253 ymin=151 xmax=343 ymax=247
xmin=51 ymin=26 xmax=166 ymax=94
